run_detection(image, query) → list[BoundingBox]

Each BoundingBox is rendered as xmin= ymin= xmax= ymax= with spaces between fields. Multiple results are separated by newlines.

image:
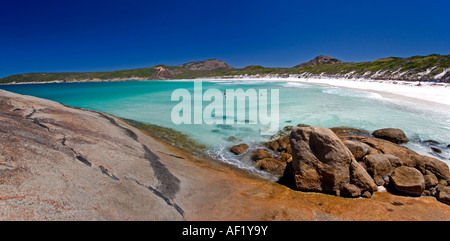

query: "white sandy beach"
xmin=205 ymin=76 xmax=450 ymax=110
xmin=292 ymin=78 xmax=450 ymax=108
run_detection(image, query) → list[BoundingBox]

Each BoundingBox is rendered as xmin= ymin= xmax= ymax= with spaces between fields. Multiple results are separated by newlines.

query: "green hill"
xmin=1 ymin=54 xmax=449 ymax=84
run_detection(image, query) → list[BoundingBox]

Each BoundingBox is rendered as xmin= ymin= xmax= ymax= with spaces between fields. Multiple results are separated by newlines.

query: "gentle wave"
xmin=322 ymin=88 xmax=383 ymax=99
xmin=280 ymin=82 xmax=312 ymax=89
xmin=207 ymin=146 xmax=278 ymax=181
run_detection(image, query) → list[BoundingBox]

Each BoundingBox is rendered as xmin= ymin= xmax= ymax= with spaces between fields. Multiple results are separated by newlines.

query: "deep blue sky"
xmin=1 ymin=0 xmax=449 ymax=77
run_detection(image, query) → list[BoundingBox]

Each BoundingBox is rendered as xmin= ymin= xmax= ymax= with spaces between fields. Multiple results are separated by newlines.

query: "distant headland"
xmin=1 ymin=54 xmax=449 ymax=84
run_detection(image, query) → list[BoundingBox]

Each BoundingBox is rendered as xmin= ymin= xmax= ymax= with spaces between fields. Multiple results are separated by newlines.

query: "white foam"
xmin=205 ymin=77 xmax=450 ymax=109
xmin=321 ymin=87 xmax=382 ymax=99
xmin=377 ymin=186 xmax=387 ymax=192
xmin=281 ymin=82 xmax=311 ymax=89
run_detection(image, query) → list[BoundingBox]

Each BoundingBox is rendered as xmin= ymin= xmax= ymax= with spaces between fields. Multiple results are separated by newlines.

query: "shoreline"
xmin=291 ymin=78 xmax=450 ymax=110
xmin=204 ymin=76 xmax=450 ymax=110
xmin=1 ymin=89 xmax=450 ymax=220
xmin=2 ymin=76 xmax=450 ymax=110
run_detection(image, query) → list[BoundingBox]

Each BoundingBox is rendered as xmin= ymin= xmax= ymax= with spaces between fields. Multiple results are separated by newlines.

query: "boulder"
xmin=251 ymin=148 xmax=272 ymax=161
xmin=254 ymin=158 xmax=286 ymax=176
xmin=350 ymin=159 xmax=378 ymax=192
xmin=339 ymin=135 xmax=450 ymax=179
xmin=423 ymin=170 xmax=439 ymax=189
xmin=340 ymin=183 xmax=361 ymax=198
xmin=283 ymin=125 xmax=294 ymax=131
xmin=279 ymin=152 xmax=292 ymax=163
xmin=343 ymin=140 xmax=370 ymax=161
xmin=422 ymin=155 xmax=450 ymax=180
xmin=390 ymin=166 xmax=425 ymax=196
xmin=263 ymin=139 xmax=280 ymax=152
xmin=230 ymin=143 xmax=249 ymax=155
xmin=288 ymin=127 xmax=376 ymax=196
xmin=363 ymin=154 xmax=402 ymax=186
xmin=264 ymin=135 xmax=291 ymax=154
xmin=437 ymin=186 xmax=450 ymax=205
xmin=372 ymin=128 xmax=409 ymax=144
xmin=278 ymin=135 xmax=291 ymax=154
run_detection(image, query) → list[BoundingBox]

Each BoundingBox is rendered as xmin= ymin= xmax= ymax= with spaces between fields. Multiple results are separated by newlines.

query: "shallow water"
xmin=2 ymin=80 xmax=449 ymax=177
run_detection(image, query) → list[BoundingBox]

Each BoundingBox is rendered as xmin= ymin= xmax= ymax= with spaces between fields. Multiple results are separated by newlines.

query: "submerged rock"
xmin=330 ymin=126 xmax=371 ymax=137
xmin=431 ymin=147 xmax=442 ymax=154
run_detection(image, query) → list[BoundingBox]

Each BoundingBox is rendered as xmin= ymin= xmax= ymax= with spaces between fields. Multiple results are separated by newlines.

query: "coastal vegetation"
xmin=1 ymin=54 xmax=449 ymax=84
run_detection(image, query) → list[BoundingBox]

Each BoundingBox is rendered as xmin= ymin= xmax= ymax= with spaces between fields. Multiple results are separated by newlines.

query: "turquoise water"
xmin=1 ymin=80 xmax=449 ymax=176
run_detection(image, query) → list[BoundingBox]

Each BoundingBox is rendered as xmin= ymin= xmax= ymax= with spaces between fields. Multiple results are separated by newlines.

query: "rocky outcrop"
xmin=294 ymin=55 xmax=343 ymax=68
xmin=0 ymin=90 xmax=186 ymax=220
xmin=153 ymin=66 xmax=174 ymax=80
xmin=287 ymin=127 xmax=376 ymax=196
xmin=245 ymin=124 xmax=450 ymax=204
xmin=372 ymin=128 xmax=409 ymax=144
xmin=2 ymin=91 xmax=450 ymax=220
xmin=337 ymin=129 xmax=450 ymax=203
xmin=179 ymin=59 xmax=233 ymax=71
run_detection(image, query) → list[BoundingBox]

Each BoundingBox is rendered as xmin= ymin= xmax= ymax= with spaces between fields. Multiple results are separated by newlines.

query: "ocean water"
xmin=1 ymin=80 xmax=449 ymax=177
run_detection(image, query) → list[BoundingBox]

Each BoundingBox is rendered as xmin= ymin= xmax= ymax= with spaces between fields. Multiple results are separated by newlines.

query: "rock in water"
xmin=254 ymin=158 xmax=286 ymax=176
xmin=251 ymin=148 xmax=272 ymax=161
xmin=288 ymin=126 xmax=376 ymax=196
xmin=372 ymin=128 xmax=409 ymax=144
xmin=390 ymin=166 xmax=425 ymax=196
xmin=229 ymin=143 xmax=249 ymax=155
